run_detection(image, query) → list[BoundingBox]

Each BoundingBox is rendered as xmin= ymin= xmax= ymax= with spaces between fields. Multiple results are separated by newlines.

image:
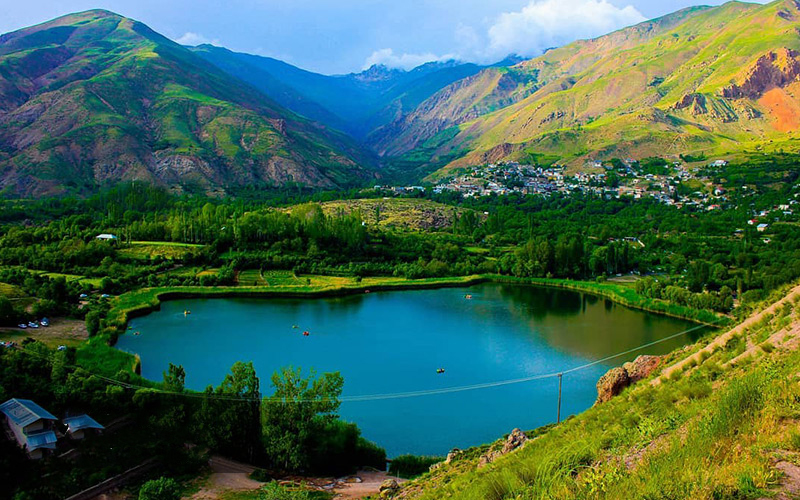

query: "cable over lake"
xmin=117 ymin=283 xmax=704 ymax=456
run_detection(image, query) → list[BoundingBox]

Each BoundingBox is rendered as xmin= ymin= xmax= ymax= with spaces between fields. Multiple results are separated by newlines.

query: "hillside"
xmin=396 ymin=283 xmax=800 ymax=500
xmin=0 ymin=10 xmax=376 ymax=196
xmin=380 ymin=0 xmax=800 ymax=178
xmin=191 ymin=45 xmax=488 ymax=139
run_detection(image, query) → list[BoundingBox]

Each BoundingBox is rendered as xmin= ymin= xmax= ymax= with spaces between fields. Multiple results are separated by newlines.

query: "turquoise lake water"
xmin=117 ymin=283 xmax=702 ymax=457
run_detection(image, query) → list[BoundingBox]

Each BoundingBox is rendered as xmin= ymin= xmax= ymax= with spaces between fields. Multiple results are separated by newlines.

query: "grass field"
xmin=237 ymin=269 xmax=267 ymax=286
xmin=40 ymin=272 xmax=104 ymax=287
xmin=117 ymin=241 xmax=205 ymax=260
xmin=0 ymin=282 xmax=26 ymax=299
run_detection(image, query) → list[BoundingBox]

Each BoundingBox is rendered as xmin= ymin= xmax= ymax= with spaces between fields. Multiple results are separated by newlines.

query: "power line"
xmin=10 ymin=319 xmax=720 ymax=403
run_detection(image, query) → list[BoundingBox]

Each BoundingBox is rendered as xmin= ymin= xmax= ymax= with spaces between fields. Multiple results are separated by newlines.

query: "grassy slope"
xmin=399 ymin=282 xmax=800 ymax=500
xmin=389 ymin=0 xmax=800 ymax=177
xmin=315 ymin=198 xmax=475 ymax=231
xmin=0 ymin=10 xmax=373 ymax=195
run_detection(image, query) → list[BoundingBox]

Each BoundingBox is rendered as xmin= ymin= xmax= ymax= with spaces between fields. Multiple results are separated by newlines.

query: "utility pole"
xmin=557 ymin=373 xmax=563 ymax=424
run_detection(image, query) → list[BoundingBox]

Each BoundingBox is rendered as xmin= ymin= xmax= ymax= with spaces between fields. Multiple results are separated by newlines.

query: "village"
xmin=376 ymin=158 xmax=800 ymax=229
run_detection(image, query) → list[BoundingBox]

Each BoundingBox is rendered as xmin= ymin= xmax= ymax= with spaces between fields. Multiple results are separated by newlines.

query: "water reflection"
xmin=118 ymin=283 xmax=703 ymax=456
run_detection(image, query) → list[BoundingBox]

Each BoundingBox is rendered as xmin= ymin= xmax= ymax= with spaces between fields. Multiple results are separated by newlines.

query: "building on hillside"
xmin=757 ymin=223 xmax=769 ymax=232
xmin=95 ymin=233 xmax=118 ymax=242
xmin=0 ymin=399 xmax=58 ymax=459
xmin=63 ymin=414 xmax=104 ymax=440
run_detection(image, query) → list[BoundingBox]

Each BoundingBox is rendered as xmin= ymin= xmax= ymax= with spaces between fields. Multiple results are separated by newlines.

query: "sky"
xmin=0 ymin=0 xmax=772 ymax=74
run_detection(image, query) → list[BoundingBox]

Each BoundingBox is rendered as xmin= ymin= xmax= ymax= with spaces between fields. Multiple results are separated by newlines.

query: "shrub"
xmin=139 ymin=477 xmax=180 ymax=500
xmin=307 ymin=420 xmax=386 ymax=476
xmin=388 ymin=455 xmax=444 ymax=479
xmin=258 ymin=482 xmax=330 ymax=500
xmin=249 ymin=468 xmax=273 ymax=482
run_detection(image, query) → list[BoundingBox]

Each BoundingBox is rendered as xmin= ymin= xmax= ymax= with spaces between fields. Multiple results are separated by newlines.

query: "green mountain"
xmin=190 ymin=45 xmax=489 ymax=139
xmin=0 ymin=10 xmax=376 ymax=196
xmin=381 ymin=0 xmax=800 ymax=178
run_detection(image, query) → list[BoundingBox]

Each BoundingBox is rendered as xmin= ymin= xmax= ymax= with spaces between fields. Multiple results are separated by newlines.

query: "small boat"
xmin=436 ymin=368 xmax=446 ymax=374
xmin=365 ymin=290 xmax=371 ymax=294
xmin=303 ymin=331 xmax=310 ymax=337
xmin=465 ymin=294 xmax=472 ymax=300
xmin=292 ymin=325 xmax=299 ymax=329
xmin=134 ymin=331 xmax=141 ymax=336
xmin=184 ymin=310 xmax=191 ymax=316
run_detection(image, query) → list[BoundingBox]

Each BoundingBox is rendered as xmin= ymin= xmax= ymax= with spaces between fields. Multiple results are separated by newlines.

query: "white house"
xmin=0 ymin=399 xmax=58 ymax=459
xmin=95 ymin=233 xmax=118 ymax=241
xmin=63 ymin=414 xmax=104 ymax=440
xmin=757 ymin=223 xmax=769 ymax=232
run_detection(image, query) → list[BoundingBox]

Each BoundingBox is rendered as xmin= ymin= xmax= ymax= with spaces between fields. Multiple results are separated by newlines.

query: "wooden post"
xmin=557 ymin=373 xmax=563 ymax=424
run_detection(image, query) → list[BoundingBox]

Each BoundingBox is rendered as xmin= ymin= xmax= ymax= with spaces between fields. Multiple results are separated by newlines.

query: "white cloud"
xmin=363 ymin=0 xmax=646 ymax=70
xmin=175 ymin=32 xmax=220 ymax=47
xmin=363 ymin=48 xmax=457 ymax=70
xmin=486 ymin=0 xmax=646 ymax=57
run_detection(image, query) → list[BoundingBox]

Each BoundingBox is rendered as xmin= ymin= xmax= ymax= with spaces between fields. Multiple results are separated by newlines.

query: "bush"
xmin=85 ymin=311 xmax=102 ymax=337
xmin=388 ymin=455 xmax=444 ymax=479
xmin=308 ymin=420 xmax=386 ymax=475
xmin=139 ymin=477 xmax=180 ymax=500
xmin=258 ymin=482 xmax=330 ymax=500
xmin=250 ymin=468 xmax=273 ymax=482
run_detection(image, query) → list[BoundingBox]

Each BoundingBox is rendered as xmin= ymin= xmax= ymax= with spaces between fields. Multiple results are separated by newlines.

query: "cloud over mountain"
xmin=362 ymin=0 xmax=646 ymax=69
xmin=487 ymin=0 xmax=646 ymax=56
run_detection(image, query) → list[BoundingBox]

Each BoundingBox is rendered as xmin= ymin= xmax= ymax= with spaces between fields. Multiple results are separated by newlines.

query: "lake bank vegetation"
xmin=0 ymin=341 xmax=383 ymax=499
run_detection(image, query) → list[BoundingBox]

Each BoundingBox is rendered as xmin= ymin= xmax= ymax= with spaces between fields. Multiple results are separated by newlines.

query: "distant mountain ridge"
xmin=0 ymin=10 xmax=375 ymax=196
xmin=190 ymin=45 xmax=491 ymax=139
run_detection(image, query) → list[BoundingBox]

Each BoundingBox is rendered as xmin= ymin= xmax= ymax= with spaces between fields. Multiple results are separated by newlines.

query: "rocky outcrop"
xmin=596 ymin=355 xmax=662 ymax=403
xmin=380 ymin=478 xmax=400 ymax=498
xmin=478 ymin=428 xmax=528 ymax=468
xmin=596 ymin=367 xmax=630 ymax=403
xmin=623 ymin=355 xmax=662 ymax=384
xmin=673 ymin=93 xmax=707 ymax=115
xmin=722 ymin=48 xmax=800 ymax=99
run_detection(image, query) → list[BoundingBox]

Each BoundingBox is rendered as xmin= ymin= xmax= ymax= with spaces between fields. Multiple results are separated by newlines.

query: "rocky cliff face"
xmin=722 ymin=48 xmax=800 ymax=99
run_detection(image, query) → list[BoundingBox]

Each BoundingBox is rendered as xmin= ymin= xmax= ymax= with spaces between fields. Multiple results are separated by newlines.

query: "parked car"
xmin=17 ymin=323 xmax=27 ymax=329
xmin=57 ymin=345 xmax=67 ymax=351
xmin=40 ymin=318 xmax=50 ymax=327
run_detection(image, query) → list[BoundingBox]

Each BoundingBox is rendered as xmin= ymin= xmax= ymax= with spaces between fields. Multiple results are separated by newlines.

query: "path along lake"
xmin=117 ymin=283 xmax=703 ymax=457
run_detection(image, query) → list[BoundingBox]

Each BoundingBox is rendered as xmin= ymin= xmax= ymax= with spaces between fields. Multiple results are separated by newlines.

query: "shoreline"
xmin=77 ymin=274 xmax=727 ymax=377
xmin=108 ymin=275 xmax=724 ymax=334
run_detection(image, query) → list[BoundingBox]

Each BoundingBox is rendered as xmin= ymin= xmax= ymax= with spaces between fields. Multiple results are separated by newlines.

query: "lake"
xmin=117 ymin=283 xmax=703 ymax=457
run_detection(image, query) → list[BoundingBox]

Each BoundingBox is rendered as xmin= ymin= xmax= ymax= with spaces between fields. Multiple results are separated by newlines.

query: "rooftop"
xmin=0 ymin=399 xmax=57 ymax=428
xmin=63 ymin=414 xmax=104 ymax=433
xmin=25 ymin=430 xmax=57 ymax=451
